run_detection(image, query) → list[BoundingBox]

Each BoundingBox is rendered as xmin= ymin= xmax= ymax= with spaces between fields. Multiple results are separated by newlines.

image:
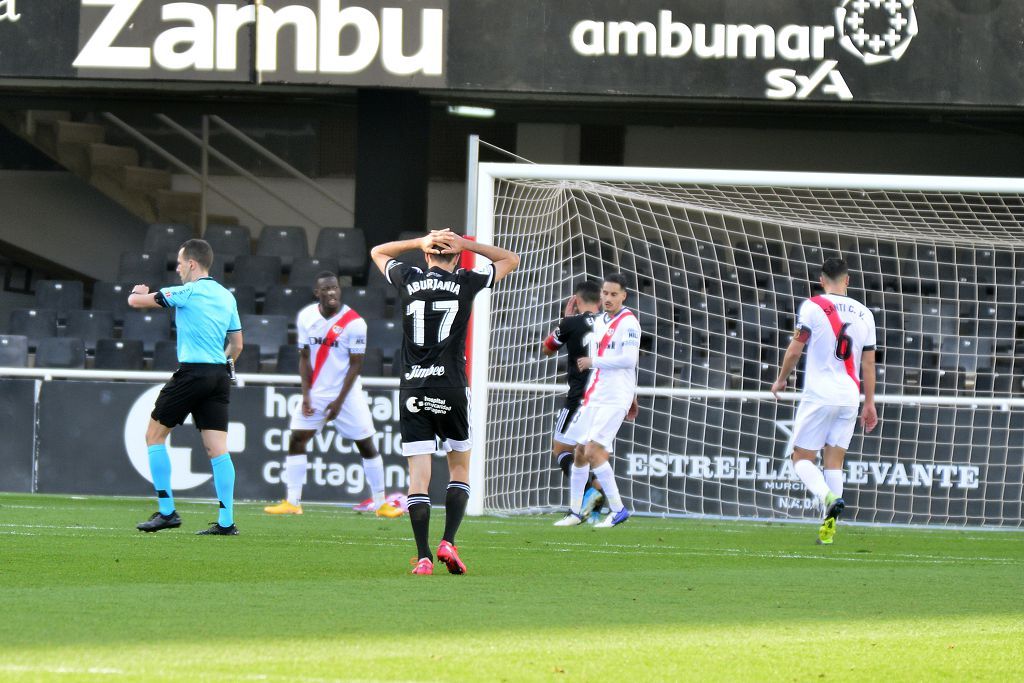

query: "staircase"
xmin=0 ymin=110 xmax=238 ymax=228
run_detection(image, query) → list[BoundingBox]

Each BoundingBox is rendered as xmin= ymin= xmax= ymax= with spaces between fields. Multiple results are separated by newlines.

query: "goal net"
xmin=468 ymin=164 xmax=1024 ymax=528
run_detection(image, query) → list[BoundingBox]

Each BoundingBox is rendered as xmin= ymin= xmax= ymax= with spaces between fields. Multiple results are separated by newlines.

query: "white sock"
xmin=794 ymin=459 xmax=832 ymax=502
xmin=591 ymin=462 xmax=624 ymax=513
xmin=824 ymin=469 xmax=844 ymax=498
xmin=569 ymin=464 xmax=590 ymax=515
xmin=363 ymin=455 xmax=386 ymax=507
xmin=285 ymin=454 xmax=308 ymax=506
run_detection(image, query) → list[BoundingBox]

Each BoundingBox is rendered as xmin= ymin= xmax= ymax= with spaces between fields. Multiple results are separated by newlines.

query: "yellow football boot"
xmin=264 ymin=499 xmax=303 ymax=515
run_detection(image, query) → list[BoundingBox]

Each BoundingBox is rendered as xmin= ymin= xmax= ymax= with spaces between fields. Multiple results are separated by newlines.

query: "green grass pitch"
xmin=1 ymin=493 xmax=1021 ymax=682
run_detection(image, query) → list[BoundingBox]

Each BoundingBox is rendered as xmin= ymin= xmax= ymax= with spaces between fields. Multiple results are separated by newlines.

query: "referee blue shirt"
xmin=156 ymin=277 xmax=241 ymax=364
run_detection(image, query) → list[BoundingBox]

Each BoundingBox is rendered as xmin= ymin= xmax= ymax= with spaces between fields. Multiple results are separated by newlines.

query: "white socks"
xmin=794 ymin=459 xmax=832 ymax=502
xmin=285 ymin=454 xmax=308 ymax=506
xmin=363 ymin=455 xmax=386 ymax=507
xmin=824 ymin=469 xmax=844 ymax=498
xmin=569 ymin=464 xmax=590 ymax=515
xmin=592 ymin=462 xmax=624 ymax=513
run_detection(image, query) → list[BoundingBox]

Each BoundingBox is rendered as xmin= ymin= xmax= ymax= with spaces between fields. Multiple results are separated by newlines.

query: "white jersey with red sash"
xmin=796 ymin=294 xmax=876 ymax=407
xmin=296 ymin=303 xmax=367 ymax=401
xmin=581 ymin=308 xmax=642 ymax=410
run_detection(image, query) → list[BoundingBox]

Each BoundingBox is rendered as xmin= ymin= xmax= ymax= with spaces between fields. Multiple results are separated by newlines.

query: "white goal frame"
xmin=466 ymin=161 xmax=1024 ymax=517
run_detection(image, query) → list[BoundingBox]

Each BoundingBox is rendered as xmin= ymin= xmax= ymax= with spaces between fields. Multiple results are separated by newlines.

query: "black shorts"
xmin=152 ymin=363 xmax=232 ymax=431
xmin=399 ymin=387 xmax=471 ymax=456
xmin=553 ymin=398 xmax=582 ymax=444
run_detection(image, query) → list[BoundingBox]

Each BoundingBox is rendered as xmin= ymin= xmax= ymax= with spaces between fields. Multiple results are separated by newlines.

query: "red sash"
xmin=810 ymin=296 xmax=859 ymax=391
xmin=310 ymin=308 xmax=361 ymax=387
xmin=582 ymin=309 xmax=635 ymax=406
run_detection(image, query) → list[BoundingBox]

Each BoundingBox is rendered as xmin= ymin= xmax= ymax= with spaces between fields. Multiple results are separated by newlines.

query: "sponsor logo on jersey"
xmin=309 ymin=336 xmax=340 ymax=348
xmin=403 ymin=395 xmax=451 ymax=415
xmin=406 ymin=279 xmax=461 ymax=296
xmin=404 ymin=364 xmax=446 ymax=380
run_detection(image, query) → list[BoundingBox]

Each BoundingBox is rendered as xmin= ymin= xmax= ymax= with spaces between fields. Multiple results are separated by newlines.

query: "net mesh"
xmin=482 ymin=174 xmax=1024 ymax=527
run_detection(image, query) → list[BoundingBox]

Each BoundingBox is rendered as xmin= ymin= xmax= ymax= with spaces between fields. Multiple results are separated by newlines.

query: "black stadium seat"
xmin=64 ymin=309 xmax=114 ymax=352
xmin=234 ymin=343 xmax=261 ymax=372
xmin=232 ymin=255 xmax=282 ymax=295
xmin=0 ymin=334 xmax=29 ymax=368
xmin=315 ymin=227 xmax=367 ymax=278
xmin=90 ymin=282 xmax=133 ymax=324
xmin=122 ymin=311 xmax=172 ymax=353
xmin=276 ymin=344 xmax=300 ymax=374
xmin=341 ymin=286 xmax=388 ymax=320
xmin=240 ymin=314 xmax=289 ymax=359
xmin=118 ymin=252 xmax=166 ymax=286
xmin=366 ymin=319 xmax=402 ymax=361
xmin=289 ymin=256 xmax=340 ymax=287
xmin=226 ymin=284 xmax=257 ymax=315
xmin=263 ymin=286 xmax=312 ymax=319
xmin=34 ymin=336 xmax=85 ymax=369
xmin=257 ymin=225 xmax=308 ymax=270
xmin=203 ymin=224 xmax=252 ymax=270
xmin=35 ymin=280 xmax=84 ymax=321
xmin=152 ymin=340 xmax=180 ymax=371
xmin=361 ymin=347 xmax=384 ymax=377
xmin=9 ymin=308 xmax=58 ymax=350
xmin=94 ymin=338 xmax=145 ymax=370
xmin=143 ymin=223 xmax=193 ymax=266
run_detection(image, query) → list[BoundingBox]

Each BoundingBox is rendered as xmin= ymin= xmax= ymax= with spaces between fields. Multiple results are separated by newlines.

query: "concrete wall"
xmin=0 ymin=171 xmax=146 ymax=280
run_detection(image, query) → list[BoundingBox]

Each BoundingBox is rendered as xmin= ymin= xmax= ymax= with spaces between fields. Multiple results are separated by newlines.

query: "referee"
xmin=128 ymin=238 xmax=244 ymax=535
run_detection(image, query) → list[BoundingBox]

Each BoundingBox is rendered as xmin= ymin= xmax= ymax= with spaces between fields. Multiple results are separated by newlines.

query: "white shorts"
xmin=288 ymin=390 xmax=376 ymax=441
xmin=563 ymin=404 xmax=627 ymax=453
xmin=552 ymin=402 xmax=583 ymax=446
xmin=791 ymin=402 xmax=858 ymax=452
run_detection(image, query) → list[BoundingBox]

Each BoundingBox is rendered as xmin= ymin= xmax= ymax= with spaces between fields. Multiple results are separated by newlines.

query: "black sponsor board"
xmin=0 ymin=379 xmax=36 ymax=493
xmin=35 ymin=381 xmax=450 ymax=503
xmin=0 ymin=1 xmax=1022 ymax=106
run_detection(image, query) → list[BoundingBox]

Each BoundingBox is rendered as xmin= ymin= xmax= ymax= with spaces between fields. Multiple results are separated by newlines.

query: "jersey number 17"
xmin=406 ymin=300 xmax=460 ymax=346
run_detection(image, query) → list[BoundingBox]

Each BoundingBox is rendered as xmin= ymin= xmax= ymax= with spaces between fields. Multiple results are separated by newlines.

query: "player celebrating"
xmin=129 ymin=239 xmax=243 ymax=535
xmin=771 ymin=257 xmax=878 ymax=545
xmin=541 ymin=280 xmax=605 ymax=519
xmin=370 ymin=228 xmax=520 ymax=575
xmin=555 ymin=273 xmax=640 ymax=529
xmin=264 ymin=272 xmax=402 ymax=519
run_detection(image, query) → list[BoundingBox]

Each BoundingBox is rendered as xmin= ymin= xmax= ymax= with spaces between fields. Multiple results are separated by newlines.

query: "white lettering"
xmin=264 ymin=386 xmax=289 ymax=418
xmin=693 ymin=23 xmax=725 ymax=59
xmin=726 ymin=24 xmax=775 ymax=59
xmin=403 ymin=364 xmax=446 ymax=380
xmin=657 ymin=11 xmax=691 ymax=57
xmin=257 ymin=4 xmax=318 ymax=73
xmin=74 ymin=0 xmax=150 ymax=69
xmin=607 ymin=21 xmax=657 ymax=57
xmin=216 ymin=3 xmax=255 ymax=70
xmin=153 ymin=2 xmax=214 ymax=71
xmin=381 ymin=8 xmax=443 ymax=75
xmin=0 ymin=0 xmax=21 ymax=23
xmin=319 ymin=1 xmax=379 ymax=74
xmin=571 ymin=20 xmax=605 ymax=56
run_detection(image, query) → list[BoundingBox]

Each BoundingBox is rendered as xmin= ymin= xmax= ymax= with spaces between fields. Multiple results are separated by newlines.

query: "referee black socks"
xmin=442 ymin=481 xmax=470 ymax=545
xmin=407 ymin=495 xmax=433 ymax=561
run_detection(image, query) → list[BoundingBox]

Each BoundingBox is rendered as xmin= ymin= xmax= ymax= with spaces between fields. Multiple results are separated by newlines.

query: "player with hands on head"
xmin=370 ymin=227 xmax=520 ymax=575
xmin=772 ymin=256 xmax=878 ymax=545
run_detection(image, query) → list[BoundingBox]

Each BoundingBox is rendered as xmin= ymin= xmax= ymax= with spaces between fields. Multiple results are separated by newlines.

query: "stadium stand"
xmin=203 ymin=224 xmax=252 ymax=271
xmin=90 ymin=282 xmax=132 ymax=324
xmin=314 ymin=227 xmax=367 ymax=279
xmin=234 ymin=343 xmax=261 ymax=372
xmin=121 ymin=311 xmax=172 ymax=353
xmin=288 ymin=256 xmax=340 ymax=287
xmin=35 ymin=280 xmax=84 ymax=322
xmin=361 ymin=347 xmax=383 ymax=377
xmin=0 ymin=334 xmax=29 ymax=367
xmin=263 ymin=285 xmax=312 ymax=319
xmin=275 ymin=344 xmax=300 ymax=374
xmin=341 ymin=286 xmax=387 ymax=320
xmin=240 ymin=314 xmax=289 ymax=359
xmin=117 ymin=252 xmax=166 ymax=286
xmin=257 ymin=225 xmax=308 ymax=270
xmin=152 ymin=340 xmax=179 ymax=371
xmin=34 ymin=336 xmax=85 ymax=369
xmin=94 ymin=338 xmax=145 ymax=370
xmin=9 ymin=308 xmax=58 ymax=350
xmin=64 ymin=309 xmax=114 ymax=353
xmin=143 ymin=223 xmax=193 ymax=266
xmin=227 ymin=284 xmax=257 ymax=315
xmin=232 ymin=254 xmax=282 ymax=295
xmin=366 ymin=319 xmax=402 ymax=362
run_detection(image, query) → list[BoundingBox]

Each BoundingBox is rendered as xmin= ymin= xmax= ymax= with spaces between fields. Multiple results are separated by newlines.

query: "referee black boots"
xmin=136 ymin=511 xmax=182 ymax=532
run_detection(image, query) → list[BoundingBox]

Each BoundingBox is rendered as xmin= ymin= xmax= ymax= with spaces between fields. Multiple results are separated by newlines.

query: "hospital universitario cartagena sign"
xmin=0 ymin=0 xmax=1021 ymax=106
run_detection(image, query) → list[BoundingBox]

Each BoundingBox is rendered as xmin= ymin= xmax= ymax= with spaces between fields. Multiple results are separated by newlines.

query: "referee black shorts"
xmin=152 ymin=363 xmax=232 ymax=431
xmin=399 ymin=387 xmax=471 ymax=457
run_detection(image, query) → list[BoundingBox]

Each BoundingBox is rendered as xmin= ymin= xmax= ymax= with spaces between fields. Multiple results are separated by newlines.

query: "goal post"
xmin=467 ymin=161 xmax=1024 ymax=527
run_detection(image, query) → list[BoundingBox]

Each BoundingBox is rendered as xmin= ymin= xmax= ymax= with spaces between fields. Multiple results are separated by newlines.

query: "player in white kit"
xmin=555 ymin=273 xmax=640 ymax=529
xmin=772 ymin=257 xmax=878 ymax=544
xmin=264 ymin=272 xmax=402 ymax=518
